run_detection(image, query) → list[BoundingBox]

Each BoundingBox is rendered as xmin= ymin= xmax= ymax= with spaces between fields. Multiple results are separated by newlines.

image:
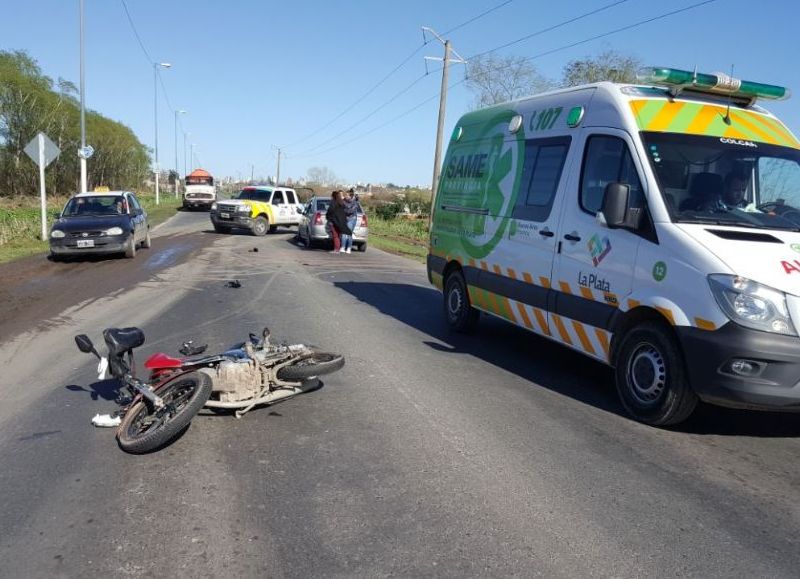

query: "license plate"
xmin=76 ymin=239 xmax=94 ymax=248
xmin=220 ymin=212 xmax=230 ymax=218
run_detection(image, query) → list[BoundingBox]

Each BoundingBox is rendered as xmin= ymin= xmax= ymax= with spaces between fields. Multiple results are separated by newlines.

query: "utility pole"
xmin=423 ymin=27 xmax=465 ymax=228
xmin=174 ymin=109 xmax=186 ymax=197
xmin=251 ymin=164 xmax=254 ymax=183
xmin=275 ymin=147 xmax=282 ymax=186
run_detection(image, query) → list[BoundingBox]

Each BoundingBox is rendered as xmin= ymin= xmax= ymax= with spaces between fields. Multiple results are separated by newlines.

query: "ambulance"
xmin=427 ymin=67 xmax=800 ymax=425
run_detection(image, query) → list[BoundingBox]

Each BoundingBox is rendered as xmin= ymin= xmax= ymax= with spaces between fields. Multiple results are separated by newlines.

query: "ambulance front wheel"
xmin=615 ymin=321 xmax=698 ymax=426
xmin=444 ymin=271 xmax=479 ymax=333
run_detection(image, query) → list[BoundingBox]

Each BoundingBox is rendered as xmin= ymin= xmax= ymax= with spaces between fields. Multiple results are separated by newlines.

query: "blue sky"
xmin=4 ymin=0 xmax=799 ymax=187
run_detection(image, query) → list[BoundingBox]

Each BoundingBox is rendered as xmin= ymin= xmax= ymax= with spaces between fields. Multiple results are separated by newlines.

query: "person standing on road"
xmin=326 ymin=190 xmax=351 ymax=254
xmin=343 ymin=188 xmax=359 ymax=254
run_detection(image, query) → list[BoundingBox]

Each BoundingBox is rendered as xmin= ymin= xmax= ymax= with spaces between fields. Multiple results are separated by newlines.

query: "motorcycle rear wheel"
xmin=276 ymin=352 xmax=345 ymax=381
xmin=117 ymin=371 xmax=212 ymax=454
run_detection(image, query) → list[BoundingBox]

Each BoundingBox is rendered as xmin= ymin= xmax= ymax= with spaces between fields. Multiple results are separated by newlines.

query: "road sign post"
xmin=24 ymin=132 xmax=61 ymax=240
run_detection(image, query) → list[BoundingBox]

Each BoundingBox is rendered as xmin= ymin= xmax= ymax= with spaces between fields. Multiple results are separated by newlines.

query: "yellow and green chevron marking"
xmin=629 ymin=99 xmax=800 ymax=149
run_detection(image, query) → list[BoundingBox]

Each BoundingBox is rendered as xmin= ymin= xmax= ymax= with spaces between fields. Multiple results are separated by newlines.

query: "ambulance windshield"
xmin=642 ymin=132 xmax=800 ymax=231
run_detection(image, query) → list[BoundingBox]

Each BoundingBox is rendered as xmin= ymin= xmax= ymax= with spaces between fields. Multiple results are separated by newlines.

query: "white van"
xmin=427 ymin=67 xmax=800 ymax=425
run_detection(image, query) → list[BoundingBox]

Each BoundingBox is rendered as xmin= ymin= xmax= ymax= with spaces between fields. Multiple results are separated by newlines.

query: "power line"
xmin=470 ymin=0 xmax=630 ymax=60
xmin=285 ymin=0 xmax=515 ymax=149
xmin=294 ymin=0 xmax=721 ymax=159
xmin=441 ymin=0 xmax=513 ymax=36
xmin=488 ymin=0 xmax=721 ymax=71
xmin=119 ymin=0 xmax=153 ymax=65
xmin=292 ymin=73 xmax=430 ymax=156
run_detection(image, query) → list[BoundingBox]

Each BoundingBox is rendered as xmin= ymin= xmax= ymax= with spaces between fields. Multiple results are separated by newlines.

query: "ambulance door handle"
xmin=563 ymin=232 xmax=581 ymax=242
xmin=538 ymin=228 xmax=554 ymax=237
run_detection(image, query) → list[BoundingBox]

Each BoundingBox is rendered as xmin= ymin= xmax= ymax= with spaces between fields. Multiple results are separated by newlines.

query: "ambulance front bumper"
xmin=677 ymin=323 xmax=800 ymax=411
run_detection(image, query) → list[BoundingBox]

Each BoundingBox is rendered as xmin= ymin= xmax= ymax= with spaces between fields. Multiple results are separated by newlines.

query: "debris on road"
xmin=226 ymin=280 xmax=242 ymax=288
xmin=91 ymin=414 xmax=121 ymax=428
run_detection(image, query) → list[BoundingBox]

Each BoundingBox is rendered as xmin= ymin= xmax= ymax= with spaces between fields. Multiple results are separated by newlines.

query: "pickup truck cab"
xmin=210 ymin=186 xmax=303 ymax=235
xmin=428 ymin=67 xmax=800 ymax=426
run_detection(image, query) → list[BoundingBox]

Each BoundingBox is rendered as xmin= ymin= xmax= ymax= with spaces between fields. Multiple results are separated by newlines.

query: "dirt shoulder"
xmin=0 ymin=230 xmax=210 ymax=345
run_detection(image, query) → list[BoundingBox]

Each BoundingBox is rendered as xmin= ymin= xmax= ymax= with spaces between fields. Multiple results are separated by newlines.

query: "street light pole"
xmin=153 ymin=61 xmax=171 ymax=205
xmin=79 ymin=0 xmax=87 ymax=193
xmin=174 ymin=109 xmax=186 ymax=197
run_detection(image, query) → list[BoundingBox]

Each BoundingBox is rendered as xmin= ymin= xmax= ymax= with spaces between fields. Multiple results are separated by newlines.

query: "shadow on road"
xmin=65 ymin=378 xmax=122 ymax=402
xmin=335 ymin=280 xmax=800 ymax=438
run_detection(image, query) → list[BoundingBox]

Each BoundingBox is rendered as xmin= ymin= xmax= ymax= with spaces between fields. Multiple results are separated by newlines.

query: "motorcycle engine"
xmin=206 ymin=359 xmax=263 ymax=402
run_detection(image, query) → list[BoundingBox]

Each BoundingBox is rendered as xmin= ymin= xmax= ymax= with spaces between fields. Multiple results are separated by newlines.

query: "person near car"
xmin=325 ymin=190 xmax=352 ymax=253
xmin=342 ymin=188 xmax=359 ymax=254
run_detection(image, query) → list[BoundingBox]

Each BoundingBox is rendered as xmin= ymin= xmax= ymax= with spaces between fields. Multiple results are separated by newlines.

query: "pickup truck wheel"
xmin=444 ymin=271 xmax=479 ymax=333
xmin=615 ymin=321 xmax=698 ymax=426
xmin=124 ymin=236 xmax=136 ymax=258
xmin=252 ymin=216 xmax=268 ymax=236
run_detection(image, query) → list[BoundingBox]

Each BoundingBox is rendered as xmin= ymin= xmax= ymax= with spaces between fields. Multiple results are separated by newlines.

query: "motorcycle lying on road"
xmin=74 ymin=326 xmax=345 ymax=454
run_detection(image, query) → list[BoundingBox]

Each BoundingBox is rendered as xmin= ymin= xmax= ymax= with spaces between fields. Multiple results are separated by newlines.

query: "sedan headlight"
xmin=106 ymin=226 xmax=124 ymax=236
xmin=50 ymin=229 xmax=65 ymax=238
xmin=237 ymin=204 xmax=251 ymax=213
xmin=708 ymin=274 xmax=796 ymax=335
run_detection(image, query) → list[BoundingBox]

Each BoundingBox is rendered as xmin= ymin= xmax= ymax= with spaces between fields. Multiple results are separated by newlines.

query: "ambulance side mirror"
xmin=598 ymin=183 xmax=633 ymax=230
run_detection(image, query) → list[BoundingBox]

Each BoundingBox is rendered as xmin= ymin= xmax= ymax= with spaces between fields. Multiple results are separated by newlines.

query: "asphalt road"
xmin=0 ymin=210 xmax=798 ymax=577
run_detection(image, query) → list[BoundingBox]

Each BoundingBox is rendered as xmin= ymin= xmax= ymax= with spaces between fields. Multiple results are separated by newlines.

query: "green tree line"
xmin=0 ymin=49 xmax=150 ymax=197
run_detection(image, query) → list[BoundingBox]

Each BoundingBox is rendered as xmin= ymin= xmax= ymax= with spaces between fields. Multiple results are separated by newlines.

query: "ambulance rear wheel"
xmin=444 ymin=271 xmax=479 ymax=333
xmin=615 ymin=321 xmax=698 ymax=426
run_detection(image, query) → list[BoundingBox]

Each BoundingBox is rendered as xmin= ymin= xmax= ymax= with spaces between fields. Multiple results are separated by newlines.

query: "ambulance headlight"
xmin=708 ymin=274 xmax=796 ymax=336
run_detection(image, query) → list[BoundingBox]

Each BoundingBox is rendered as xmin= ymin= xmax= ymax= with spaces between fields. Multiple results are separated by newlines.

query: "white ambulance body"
xmin=428 ymin=68 xmax=800 ymax=425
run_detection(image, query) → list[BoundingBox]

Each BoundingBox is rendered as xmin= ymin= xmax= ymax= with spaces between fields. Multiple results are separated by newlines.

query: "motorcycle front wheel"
xmin=117 ymin=371 xmax=212 ymax=454
xmin=276 ymin=352 xmax=345 ymax=381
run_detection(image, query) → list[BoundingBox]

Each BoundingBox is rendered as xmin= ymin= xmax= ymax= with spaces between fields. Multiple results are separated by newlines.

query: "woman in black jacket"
xmin=325 ymin=190 xmax=352 ymax=253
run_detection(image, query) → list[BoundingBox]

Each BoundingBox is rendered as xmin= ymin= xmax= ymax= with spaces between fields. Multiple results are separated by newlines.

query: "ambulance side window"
xmin=512 ymin=136 xmax=571 ymax=222
xmin=580 ymin=136 xmax=643 ymax=215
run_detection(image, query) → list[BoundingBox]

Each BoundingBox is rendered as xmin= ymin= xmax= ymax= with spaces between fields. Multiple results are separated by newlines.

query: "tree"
xmin=465 ymin=54 xmax=552 ymax=108
xmin=0 ymin=49 xmax=150 ymax=196
xmin=306 ymin=166 xmax=337 ymax=186
xmin=561 ymin=50 xmax=641 ymax=87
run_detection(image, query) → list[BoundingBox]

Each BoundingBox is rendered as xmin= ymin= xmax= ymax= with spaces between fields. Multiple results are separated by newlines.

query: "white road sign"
xmin=24 ymin=132 xmax=60 ymax=168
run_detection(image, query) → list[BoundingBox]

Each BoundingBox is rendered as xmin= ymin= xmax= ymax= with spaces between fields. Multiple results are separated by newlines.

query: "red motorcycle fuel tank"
xmin=144 ymin=352 xmax=183 ymax=370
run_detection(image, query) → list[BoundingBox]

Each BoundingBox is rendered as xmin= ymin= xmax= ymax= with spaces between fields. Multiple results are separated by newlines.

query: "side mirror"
xmin=75 ymin=334 xmax=98 ymax=357
xmin=598 ymin=183 xmax=629 ymax=228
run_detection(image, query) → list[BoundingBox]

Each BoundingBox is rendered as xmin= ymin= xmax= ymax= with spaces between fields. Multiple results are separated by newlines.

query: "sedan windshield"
xmin=642 ymin=132 xmax=800 ymax=231
xmin=62 ymin=195 xmax=127 ymax=217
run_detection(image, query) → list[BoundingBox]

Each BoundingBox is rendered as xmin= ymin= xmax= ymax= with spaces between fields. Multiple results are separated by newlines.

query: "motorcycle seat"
xmin=103 ymin=327 xmax=145 ymax=356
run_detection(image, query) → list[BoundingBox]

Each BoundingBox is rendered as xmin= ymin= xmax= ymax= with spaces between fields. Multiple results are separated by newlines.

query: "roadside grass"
xmin=0 ymin=190 xmax=179 ymax=264
xmin=368 ymin=216 xmax=428 ymax=263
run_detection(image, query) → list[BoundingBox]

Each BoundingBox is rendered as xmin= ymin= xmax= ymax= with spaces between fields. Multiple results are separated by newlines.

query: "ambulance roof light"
xmin=637 ymin=67 xmax=790 ymax=102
